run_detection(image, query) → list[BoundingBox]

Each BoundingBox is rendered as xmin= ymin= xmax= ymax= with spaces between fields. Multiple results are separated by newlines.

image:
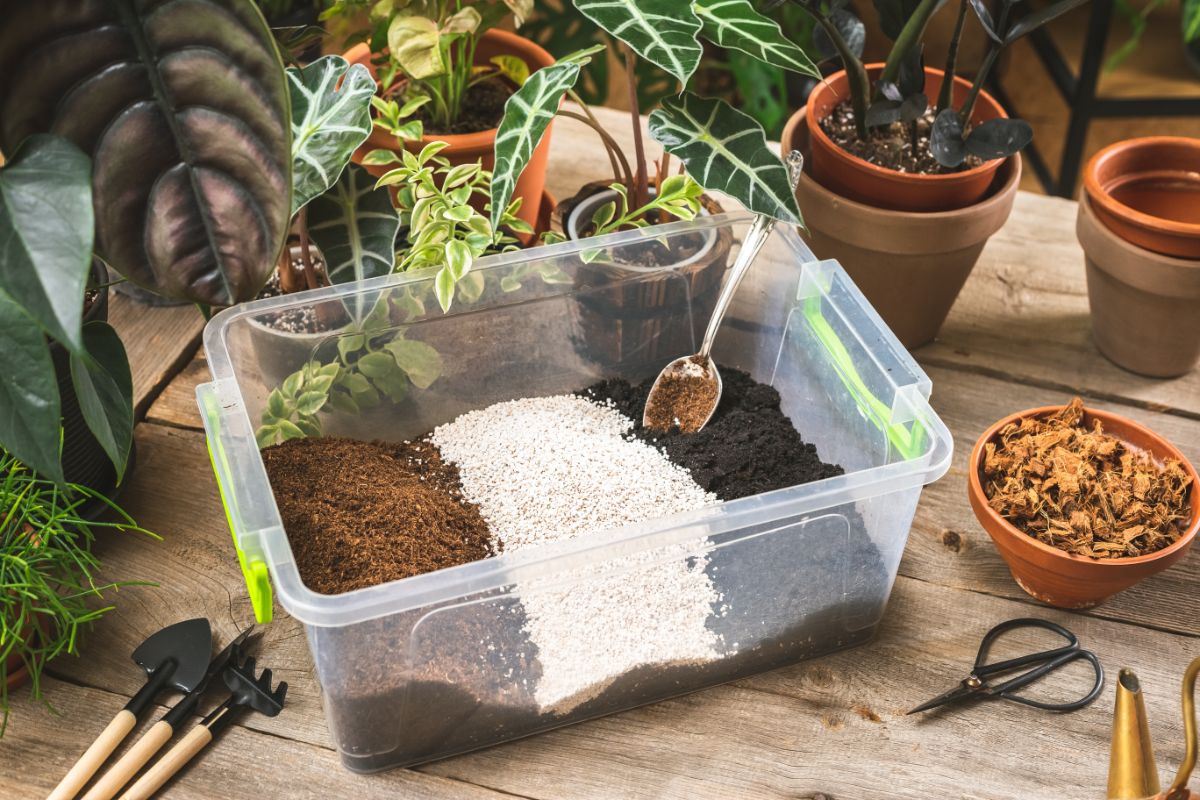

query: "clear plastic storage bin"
xmin=198 ymin=212 xmax=952 ymax=771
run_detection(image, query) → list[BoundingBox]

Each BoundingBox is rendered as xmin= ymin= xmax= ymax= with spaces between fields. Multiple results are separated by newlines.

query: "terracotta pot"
xmin=968 ymin=404 xmax=1200 ymax=609
xmin=1083 ymin=137 xmax=1200 ymax=259
xmin=799 ymin=64 xmax=1009 ymax=212
xmin=345 ymin=29 xmax=556 ymax=235
xmin=784 ymin=109 xmax=1020 ymax=349
xmin=1077 ymin=193 xmax=1200 ymax=377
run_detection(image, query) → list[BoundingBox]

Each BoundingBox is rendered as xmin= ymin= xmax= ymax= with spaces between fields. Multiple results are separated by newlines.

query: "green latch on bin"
xmin=202 ymin=393 xmax=273 ymax=624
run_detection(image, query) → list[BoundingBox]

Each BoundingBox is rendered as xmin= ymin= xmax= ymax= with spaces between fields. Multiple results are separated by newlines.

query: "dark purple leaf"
xmin=879 ymin=81 xmax=904 ymax=101
xmin=930 ymin=108 xmax=968 ymax=167
xmin=814 ymin=8 xmax=866 ymax=62
xmin=866 ymin=98 xmax=904 ymax=127
xmin=965 ymin=117 xmax=1033 ymax=159
xmin=968 ymin=0 xmax=1003 ymax=41
xmin=900 ymin=92 xmax=928 ymax=122
xmin=1006 ymin=0 xmax=1090 ymax=42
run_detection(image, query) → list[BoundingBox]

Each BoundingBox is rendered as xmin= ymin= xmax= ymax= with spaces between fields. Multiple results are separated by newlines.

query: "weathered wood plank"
xmin=108 ymin=292 xmax=205 ymax=418
xmin=145 ymin=351 xmax=209 ymax=430
xmin=3 ymin=678 xmax=519 ymax=800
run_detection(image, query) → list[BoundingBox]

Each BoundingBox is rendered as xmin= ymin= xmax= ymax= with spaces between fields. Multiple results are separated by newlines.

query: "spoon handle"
xmin=697 ymin=213 xmax=776 ymax=360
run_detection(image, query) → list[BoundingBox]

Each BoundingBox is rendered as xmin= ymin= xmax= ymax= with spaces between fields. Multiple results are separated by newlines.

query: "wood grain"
xmin=107 ymin=293 xmax=205 ymax=418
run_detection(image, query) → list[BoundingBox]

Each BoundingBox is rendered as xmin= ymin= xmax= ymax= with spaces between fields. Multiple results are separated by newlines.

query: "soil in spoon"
xmin=643 ymin=356 xmax=719 ymax=433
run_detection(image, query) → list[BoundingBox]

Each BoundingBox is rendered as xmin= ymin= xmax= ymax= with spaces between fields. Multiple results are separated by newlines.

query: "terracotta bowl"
xmin=1083 ymin=137 xmax=1200 ymax=259
xmin=968 ymin=404 xmax=1199 ymax=609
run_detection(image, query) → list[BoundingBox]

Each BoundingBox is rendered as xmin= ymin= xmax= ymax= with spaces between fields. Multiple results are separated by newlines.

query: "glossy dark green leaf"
xmin=968 ymin=0 xmax=1002 ymax=42
xmin=1005 ymin=0 xmax=1090 ymax=42
xmin=288 ymin=55 xmax=375 ymax=215
xmin=69 ymin=321 xmax=133 ymax=482
xmin=813 ymin=9 xmax=866 ymax=62
xmin=573 ymin=0 xmax=703 ymax=84
xmin=965 ymin=117 xmax=1033 ymax=159
xmin=930 ymin=108 xmax=967 ymax=167
xmin=873 ymin=0 xmax=924 ymax=39
xmin=0 ymin=134 xmax=93 ymax=353
xmin=0 ymin=0 xmax=292 ymax=306
xmin=0 ymin=290 xmax=62 ymax=483
xmin=692 ymin=0 xmax=820 ymax=77
xmin=306 ymin=164 xmax=400 ymax=286
xmin=649 ymin=93 xmax=801 ymax=223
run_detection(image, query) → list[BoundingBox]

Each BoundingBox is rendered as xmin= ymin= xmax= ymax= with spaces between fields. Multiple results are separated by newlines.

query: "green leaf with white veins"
xmin=692 ymin=0 xmax=820 ymax=77
xmin=573 ymin=0 xmax=703 ymax=84
xmin=649 ymin=92 xmax=801 ymax=224
xmin=0 ymin=134 xmax=93 ymax=354
xmin=307 ymin=164 xmax=400 ymax=286
xmin=490 ymin=45 xmax=603 ymax=231
xmin=288 ymin=56 xmax=376 ymax=215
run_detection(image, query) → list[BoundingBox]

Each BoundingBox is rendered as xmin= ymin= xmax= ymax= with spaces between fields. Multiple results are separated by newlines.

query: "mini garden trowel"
xmin=81 ymin=627 xmax=260 ymax=800
xmin=118 ymin=655 xmax=287 ymax=800
xmin=48 ymin=618 xmax=213 ymax=800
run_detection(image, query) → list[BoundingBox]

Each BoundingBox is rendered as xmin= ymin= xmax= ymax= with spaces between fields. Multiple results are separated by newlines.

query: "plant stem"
xmin=656 ymin=152 xmax=670 ymax=223
xmin=297 ymin=207 xmax=320 ymax=292
xmin=559 ymin=109 xmax=632 ymax=187
xmin=880 ymin=0 xmax=942 ymax=84
xmin=938 ymin=0 xmax=969 ymax=112
xmin=813 ymin=14 xmax=871 ymax=139
xmin=620 ymin=42 xmax=649 ymax=211
xmin=960 ymin=0 xmax=1013 ymax=120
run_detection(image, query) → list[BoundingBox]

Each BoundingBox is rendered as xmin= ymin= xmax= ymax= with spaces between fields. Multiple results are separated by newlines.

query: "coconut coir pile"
xmin=981 ymin=397 xmax=1193 ymax=559
xmin=261 ymin=436 xmax=492 ymax=593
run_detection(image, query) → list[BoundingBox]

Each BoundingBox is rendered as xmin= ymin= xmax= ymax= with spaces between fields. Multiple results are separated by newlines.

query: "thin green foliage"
xmin=0 ymin=451 xmax=155 ymax=735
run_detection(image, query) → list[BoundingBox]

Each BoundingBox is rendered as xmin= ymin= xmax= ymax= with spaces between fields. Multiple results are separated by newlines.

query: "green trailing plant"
xmin=1108 ymin=0 xmax=1198 ymax=71
xmin=487 ymin=0 xmax=820 ymax=240
xmin=322 ymin=0 xmax=533 ymax=139
xmin=776 ymin=0 xmax=1089 ymax=170
xmin=0 ymin=136 xmax=133 ymax=485
xmin=0 ymin=450 xmax=154 ymax=734
xmin=587 ymin=175 xmax=705 ymax=236
xmin=0 ymin=0 xmax=292 ymax=307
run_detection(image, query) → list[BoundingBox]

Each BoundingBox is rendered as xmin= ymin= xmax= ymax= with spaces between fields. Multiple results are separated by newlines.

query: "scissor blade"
xmin=907 ymin=683 xmax=976 ymax=715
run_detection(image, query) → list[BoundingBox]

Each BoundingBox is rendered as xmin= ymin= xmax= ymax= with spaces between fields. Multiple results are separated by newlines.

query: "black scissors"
xmin=907 ymin=618 xmax=1105 ymax=715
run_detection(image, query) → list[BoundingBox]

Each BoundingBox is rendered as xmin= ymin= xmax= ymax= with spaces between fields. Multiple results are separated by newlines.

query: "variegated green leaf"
xmin=490 ymin=46 xmax=603 ymax=232
xmin=648 ymin=92 xmax=801 ymax=224
xmin=573 ymin=0 xmax=702 ymax=84
xmin=307 ymin=164 xmax=400 ymax=288
xmin=692 ymin=0 xmax=820 ymax=77
xmin=288 ymin=56 xmax=376 ymax=215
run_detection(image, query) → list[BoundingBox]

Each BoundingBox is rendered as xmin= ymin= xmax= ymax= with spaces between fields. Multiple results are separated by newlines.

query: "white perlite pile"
xmin=431 ymin=394 xmax=724 ymax=713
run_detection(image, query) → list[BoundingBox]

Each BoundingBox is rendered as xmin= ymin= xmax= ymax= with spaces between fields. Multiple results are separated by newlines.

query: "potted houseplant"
xmin=478 ymin=0 xmax=819 ymax=362
xmin=0 ymin=450 xmax=151 ymax=733
xmin=327 ymin=0 xmax=556 ymax=232
xmin=1078 ymin=136 xmax=1200 ymax=377
xmin=776 ymin=0 xmax=1086 ymax=348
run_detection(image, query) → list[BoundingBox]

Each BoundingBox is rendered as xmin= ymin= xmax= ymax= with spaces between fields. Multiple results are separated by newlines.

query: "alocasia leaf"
xmin=307 ymin=164 xmax=400 ymax=289
xmin=648 ymin=92 xmax=802 ymax=224
xmin=288 ymin=56 xmax=376 ymax=215
xmin=0 ymin=0 xmax=292 ymax=306
xmin=692 ymin=0 xmax=820 ymax=77
xmin=573 ymin=0 xmax=703 ymax=84
xmin=69 ymin=321 xmax=133 ymax=483
xmin=0 ymin=290 xmax=61 ymax=484
xmin=490 ymin=45 xmax=604 ymax=232
xmin=0 ymin=134 xmax=93 ymax=354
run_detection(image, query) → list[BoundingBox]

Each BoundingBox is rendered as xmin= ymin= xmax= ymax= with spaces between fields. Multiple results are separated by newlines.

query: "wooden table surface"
xmin=5 ymin=106 xmax=1198 ymax=800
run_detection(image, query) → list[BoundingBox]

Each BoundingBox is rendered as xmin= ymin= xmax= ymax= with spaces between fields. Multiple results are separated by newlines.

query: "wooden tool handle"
xmin=117 ymin=725 xmax=212 ymax=800
xmin=81 ymin=720 xmax=174 ymax=800
xmin=48 ymin=709 xmax=137 ymax=800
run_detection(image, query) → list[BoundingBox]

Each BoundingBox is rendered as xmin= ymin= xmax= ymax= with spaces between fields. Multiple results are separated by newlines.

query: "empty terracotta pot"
xmin=968 ymin=404 xmax=1199 ymax=609
xmin=783 ymin=108 xmax=1020 ymax=348
xmin=1083 ymin=137 xmax=1200 ymax=259
xmin=797 ymin=64 xmax=1009 ymax=212
xmin=1077 ymin=193 xmax=1200 ymax=377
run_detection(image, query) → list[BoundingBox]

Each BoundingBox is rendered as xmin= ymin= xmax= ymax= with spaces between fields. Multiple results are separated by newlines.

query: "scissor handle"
xmin=973 ymin=618 xmax=1079 ymax=677
xmin=990 ymin=648 xmax=1106 ymax=711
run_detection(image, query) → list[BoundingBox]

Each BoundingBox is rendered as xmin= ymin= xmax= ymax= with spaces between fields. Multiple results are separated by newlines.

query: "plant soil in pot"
xmin=1083 ymin=136 xmax=1200 ymax=259
xmin=801 ymin=64 xmax=1009 ymax=212
xmin=784 ymin=110 xmax=1020 ymax=349
xmin=1077 ymin=193 xmax=1200 ymax=377
xmin=345 ymin=29 xmax=556 ymax=234
xmin=968 ymin=399 xmax=1199 ymax=609
xmin=558 ymin=182 xmax=733 ymax=368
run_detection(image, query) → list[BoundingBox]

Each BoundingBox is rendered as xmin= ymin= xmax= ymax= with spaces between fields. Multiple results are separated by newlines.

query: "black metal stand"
xmin=990 ymin=0 xmax=1200 ymax=197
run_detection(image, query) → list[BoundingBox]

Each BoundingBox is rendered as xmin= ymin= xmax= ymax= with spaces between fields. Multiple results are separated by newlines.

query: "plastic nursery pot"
xmin=783 ymin=109 xmax=1020 ymax=349
xmin=968 ymin=404 xmax=1200 ymax=609
xmin=792 ymin=64 xmax=1009 ymax=212
xmin=345 ymin=29 xmax=556 ymax=236
xmin=1083 ymin=136 xmax=1200 ymax=259
xmin=1077 ymin=193 xmax=1200 ymax=377
xmin=558 ymin=182 xmax=734 ymax=367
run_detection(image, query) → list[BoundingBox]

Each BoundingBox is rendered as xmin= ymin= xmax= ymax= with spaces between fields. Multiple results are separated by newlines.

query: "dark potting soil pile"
xmin=820 ymin=100 xmax=984 ymax=174
xmin=414 ymin=79 xmax=510 ymax=135
xmin=261 ymin=436 xmax=492 ymax=594
xmin=583 ymin=367 xmax=845 ymax=501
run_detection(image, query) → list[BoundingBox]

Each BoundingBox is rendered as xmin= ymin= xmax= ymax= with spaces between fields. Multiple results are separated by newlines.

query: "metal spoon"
xmin=642 ymin=151 xmax=804 ymax=434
